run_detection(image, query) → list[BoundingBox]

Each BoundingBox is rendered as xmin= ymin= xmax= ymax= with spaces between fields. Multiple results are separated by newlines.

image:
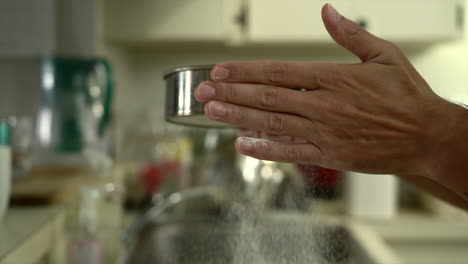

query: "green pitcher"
xmin=34 ymin=57 xmax=114 ymax=165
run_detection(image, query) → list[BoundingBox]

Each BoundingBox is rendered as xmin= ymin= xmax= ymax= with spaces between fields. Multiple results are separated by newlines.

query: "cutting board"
xmin=11 ymin=166 xmax=95 ymax=205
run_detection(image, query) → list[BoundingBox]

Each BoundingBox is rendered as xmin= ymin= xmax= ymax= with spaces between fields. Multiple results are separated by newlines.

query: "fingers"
xmin=321 ymin=4 xmax=390 ymax=63
xmin=204 ymin=101 xmax=320 ymax=139
xmin=235 ymin=137 xmax=325 ymax=164
xmin=195 ymin=81 xmax=309 ymax=115
xmin=211 ymin=60 xmax=339 ymax=89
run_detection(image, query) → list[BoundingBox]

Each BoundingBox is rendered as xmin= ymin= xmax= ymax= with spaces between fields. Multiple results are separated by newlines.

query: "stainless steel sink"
xmin=126 ymin=213 xmax=397 ymax=264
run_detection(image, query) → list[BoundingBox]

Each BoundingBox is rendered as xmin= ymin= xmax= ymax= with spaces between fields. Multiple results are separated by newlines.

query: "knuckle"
xmin=258 ymin=86 xmax=280 ymax=108
xmin=222 ymin=83 xmax=237 ymax=102
xmin=257 ymin=140 xmax=272 ymax=154
xmin=230 ymin=64 xmax=246 ymax=80
xmin=285 ymin=146 xmax=304 ymax=161
xmin=384 ymin=41 xmax=402 ymax=53
xmin=318 ymin=69 xmax=347 ymax=89
xmin=265 ymin=61 xmax=288 ymax=83
xmin=227 ymin=106 xmax=246 ymax=124
xmin=346 ymin=24 xmax=366 ymax=41
xmin=324 ymin=101 xmax=345 ymax=114
xmin=316 ymin=72 xmax=326 ymax=87
xmin=330 ymin=70 xmax=346 ymax=86
xmin=313 ymin=71 xmax=322 ymax=87
xmin=265 ymin=112 xmax=286 ymax=133
xmin=382 ymin=41 xmax=405 ymax=60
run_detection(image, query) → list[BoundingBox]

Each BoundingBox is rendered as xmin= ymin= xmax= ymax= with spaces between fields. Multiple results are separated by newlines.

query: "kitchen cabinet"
xmin=104 ymin=0 xmax=463 ymax=46
xmin=350 ymin=0 xmax=463 ymax=43
xmin=246 ymin=0 xmax=351 ymax=44
xmin=246 ymin=0 xmax=463 ymax=44
xmin=104 ymin=0 xmax=244 ymax=45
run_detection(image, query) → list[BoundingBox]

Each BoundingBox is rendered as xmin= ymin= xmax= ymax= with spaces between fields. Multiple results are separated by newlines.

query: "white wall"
xmin=411 ymin=42 xmax=468 ymax=104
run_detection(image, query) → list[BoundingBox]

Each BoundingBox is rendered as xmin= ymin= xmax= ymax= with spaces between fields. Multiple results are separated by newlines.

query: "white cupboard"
xmin=246 ymin=0 xmax=350 ymax=43
xmin=103 ymin=0 xmax=464 ymax=45
xmin=104 ymin=0 xmax=244 ymax=45
xmin=246 ymin=0 xmax=463 ymax=44
xmin=350 ymin=0 xmax=463 ymax=43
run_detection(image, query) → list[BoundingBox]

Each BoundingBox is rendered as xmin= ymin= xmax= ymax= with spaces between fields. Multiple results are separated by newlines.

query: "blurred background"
xmin=0 ymin=1 xmax=467 ymax=264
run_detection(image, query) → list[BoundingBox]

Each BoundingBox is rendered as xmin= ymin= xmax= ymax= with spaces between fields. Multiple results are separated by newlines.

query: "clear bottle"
xmin=68 ymin=188 xmax=103 ymax=264
xmin=83 ymin=147 xmax=123 ymax=264
xmin=0 ymin=121 xmax=11 ymax=222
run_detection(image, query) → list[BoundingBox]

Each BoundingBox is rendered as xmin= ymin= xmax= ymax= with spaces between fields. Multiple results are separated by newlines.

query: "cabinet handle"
xmin=456 ymin=3 xmax=465 ymax=31
xmin=356 ymin=18 xmax=368 ymax=30
xmin=235 ymin=5 xmax=248 ymax=29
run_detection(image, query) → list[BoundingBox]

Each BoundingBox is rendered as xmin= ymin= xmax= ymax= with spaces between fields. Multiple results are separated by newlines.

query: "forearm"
xmin=400 ymin=174 xmax=468 ymax=211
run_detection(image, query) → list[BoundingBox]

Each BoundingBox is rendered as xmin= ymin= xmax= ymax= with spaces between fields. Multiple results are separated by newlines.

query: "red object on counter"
xmin=139 ymin=161 xmax=181 ymax=194
xmin=298 ymin=164 xmax=342 ymax=197
xmin=139 ymin=164 xmax=163 ymax=194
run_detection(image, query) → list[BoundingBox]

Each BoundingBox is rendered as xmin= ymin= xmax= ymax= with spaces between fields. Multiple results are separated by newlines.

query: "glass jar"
xmin=0 ymin=121 xmax=12 ymax=221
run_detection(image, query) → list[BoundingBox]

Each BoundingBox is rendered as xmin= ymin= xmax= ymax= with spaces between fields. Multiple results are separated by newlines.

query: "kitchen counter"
xmin=352 ymin=214 xmax=468 ymax=264
xmin=0 ymin=207 xmax=66 ymax=264
xmin=309 ymin=199 xmax=468 ymax=263
xmin=1 ymin=202 xmax=466 ymax=264
xmin=352 ymin=212 xmax=468 ymax=240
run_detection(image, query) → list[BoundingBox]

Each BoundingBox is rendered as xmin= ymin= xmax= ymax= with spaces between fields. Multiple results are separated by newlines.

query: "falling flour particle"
xmin=225 ymin=203 xmax=351 ymax=264
xmin=237 ymin=137 xmax=272 ymax=148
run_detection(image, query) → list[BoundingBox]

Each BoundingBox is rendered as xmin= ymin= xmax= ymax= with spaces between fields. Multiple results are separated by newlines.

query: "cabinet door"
xmin=246 ymin=0 xmax=462 ymax=44
xmin=352 ymin=0 xmax=462 ymax=43
xmin=246 ymin=0 xmax=350 ymax=43
xmin=104 ymin=0 xmax=242 ymax=43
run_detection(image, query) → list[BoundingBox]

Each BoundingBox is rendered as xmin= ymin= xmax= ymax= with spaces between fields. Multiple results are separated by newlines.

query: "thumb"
xmin=321 ymin=4 xmax=387 ymax=62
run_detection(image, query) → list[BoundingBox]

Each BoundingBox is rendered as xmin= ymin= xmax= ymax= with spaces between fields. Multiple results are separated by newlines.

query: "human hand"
xmin=194 ymin=4 xmax=466 ymax=179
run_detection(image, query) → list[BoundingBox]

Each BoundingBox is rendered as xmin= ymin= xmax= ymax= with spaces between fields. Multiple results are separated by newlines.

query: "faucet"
xmin=122 ymin=185 xmax=228 ymax=263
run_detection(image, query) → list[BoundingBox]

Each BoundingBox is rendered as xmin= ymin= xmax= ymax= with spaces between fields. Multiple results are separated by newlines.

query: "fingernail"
xmin=208 ymin=101 xmax=227 ymax=117
xmin=197 ymin=83 xmax=215 ymax=100
xmin=236 ymin=137 xmax=254 ymax=152
xmin=212 ymin=66 xmax=230 ymax=80
xmin=327 ymin=4 xmax=341 ymax=23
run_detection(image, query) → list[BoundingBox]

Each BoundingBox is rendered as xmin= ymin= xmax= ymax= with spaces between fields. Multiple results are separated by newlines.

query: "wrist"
xmin=426 ymin=101 xmax=468 ymax=194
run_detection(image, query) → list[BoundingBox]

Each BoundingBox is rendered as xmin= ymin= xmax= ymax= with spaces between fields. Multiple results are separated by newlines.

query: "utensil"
xmin=0 ymin=121 xmax=11 ymax=221
xmin=164 ymin=65 xmax=230 ymax=128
